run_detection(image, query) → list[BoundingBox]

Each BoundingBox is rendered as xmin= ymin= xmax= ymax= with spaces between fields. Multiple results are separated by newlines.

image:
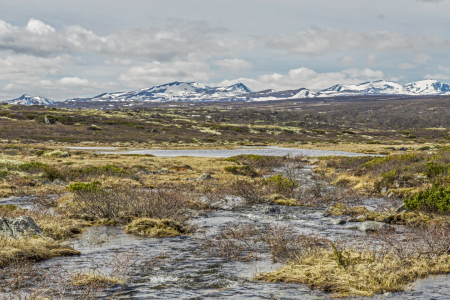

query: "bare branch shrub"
xmin=64 ymin=183 xmax=196 ymax=223
xmin=202 ymin=222 xmax=326 ymax=262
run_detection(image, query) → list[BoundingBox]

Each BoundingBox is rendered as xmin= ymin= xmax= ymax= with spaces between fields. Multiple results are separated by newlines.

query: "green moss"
xmin=67 ymin=181 xmax=102 ymax=193
xmin=273 ymin=198 xmax=299 ymax=206
xmin=0 ymin=204 xmax=19 ymax=211
xmin=328 ymin=203 xmax=433 ymax=226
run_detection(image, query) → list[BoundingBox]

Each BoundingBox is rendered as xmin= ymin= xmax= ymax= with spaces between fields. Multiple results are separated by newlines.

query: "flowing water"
xmin=6 ymin=194 xmax=450 ymax=299
xmin=4 ymin=153 xmax=450 ymax=299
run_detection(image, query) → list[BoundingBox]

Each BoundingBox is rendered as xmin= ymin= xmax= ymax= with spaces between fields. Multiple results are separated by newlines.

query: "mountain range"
xmin=3 ymin=79 xmax=450 ymax=106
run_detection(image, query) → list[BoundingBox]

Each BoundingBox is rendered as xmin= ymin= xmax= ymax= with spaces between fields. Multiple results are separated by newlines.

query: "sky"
xmin=1 ymin=0 xmax=450 ymax=101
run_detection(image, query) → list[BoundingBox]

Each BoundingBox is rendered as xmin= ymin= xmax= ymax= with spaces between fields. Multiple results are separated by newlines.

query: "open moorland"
xmin=2 ymin=96 xmax=450 ymax=298
xmin=2 ymin=95 xmax=450 ymax=150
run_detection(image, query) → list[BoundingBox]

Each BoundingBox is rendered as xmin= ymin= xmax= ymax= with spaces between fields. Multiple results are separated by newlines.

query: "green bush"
xmin=67 ymin=181 xmax=102 ymax=193
xmin=405 ymin=185 xmax=450 ymax=212
xmin=0 ymin=171 xmax=8 ymax=177
xmin=34 ymin=150 xmax=45 ymax=156
xmin=263 ymin=174 xmax=298 ymax=194
xmin=381 ymin=169 xmax=397 ymax=185
xmin=70 ymin=164 xmax=128 ymax=176
xmin=19 ymin=162 xmax=48 ymax=172
xmin=42 ymin=166 xmax=64 ymax=181
xmin=224 ymin=157 xmax=240 ymax=164
xmin=44 ymin=114 xmax=57 ymax=124
xmin=427 ymin=162 xmax=447 ymax=177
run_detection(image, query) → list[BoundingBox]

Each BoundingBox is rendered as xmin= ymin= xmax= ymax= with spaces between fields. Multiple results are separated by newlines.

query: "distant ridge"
xmin=4 ymin=79 xmax=450 ymax=106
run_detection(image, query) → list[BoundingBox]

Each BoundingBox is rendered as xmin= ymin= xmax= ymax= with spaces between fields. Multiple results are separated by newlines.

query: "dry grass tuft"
xmin=124 ymin=218 xmax=190 ymax=237
xmin=0 ymin=237 xmax=80 ymax=267
xmin=255 ymin=249 xmax=450 ymax=297
xmin=71 ymin=271 xmax=123 ymax=286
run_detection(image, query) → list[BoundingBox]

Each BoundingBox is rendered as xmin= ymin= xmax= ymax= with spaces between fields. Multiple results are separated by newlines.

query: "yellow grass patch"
xmin=256 ymin=249 xmax=450 ymax=297
xmin=124 ymin=218 xmax=189 ymax=237
xmin=0 ymin=237 xmax=80 ymax=267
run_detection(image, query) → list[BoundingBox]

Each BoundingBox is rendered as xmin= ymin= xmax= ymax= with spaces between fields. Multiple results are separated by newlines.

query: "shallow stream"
xmin=6 ymin=194 xmax=450 ymax=299
xmin=4 ymin=152 xmax=450 ymax=299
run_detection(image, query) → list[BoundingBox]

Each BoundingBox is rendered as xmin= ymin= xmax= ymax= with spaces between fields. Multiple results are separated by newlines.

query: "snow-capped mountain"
xmin=246 ymin=88 xmax=317 ymax=101
xmin=316 ymin=80 xmax=450 ymax=97
xmin=2 ymin=94 xmax=54 ymax=105
xmin=402 ymin=80 xmax=450 ymax=95
xmin=319 ymin=80 xmax=404 ymax=96
xmin=65 ymin=81 xmax=254 ymax=103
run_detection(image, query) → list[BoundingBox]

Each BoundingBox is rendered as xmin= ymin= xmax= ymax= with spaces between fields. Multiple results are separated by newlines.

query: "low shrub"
xmin=42 ymin=165 xmax=65 ymax=181
xmin=263 ymin=174 xmax=298 ymax=196
xmin=34 ymin=150 xmax=45 ymax=156
xmin=405 ymin=185 xmax=450 ymax=212
xmin=427 ymin=162 xmax=447 ymax=177
xmin=67 ymin=181 xmax=102 ymax=193
xmin=224 ymin=165 xmax=259 ymax=177
xmin=43 ymin=150 xmax=71 ymax=158
xmin=66 ymin=184 xmax=194 ymax=223
xmin=19 ymin=162 xmax=48 ymax=172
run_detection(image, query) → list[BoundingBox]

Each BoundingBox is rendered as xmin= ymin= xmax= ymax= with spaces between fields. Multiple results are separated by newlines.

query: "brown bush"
xmin=65 ymin=183 xmax=196 ymax=223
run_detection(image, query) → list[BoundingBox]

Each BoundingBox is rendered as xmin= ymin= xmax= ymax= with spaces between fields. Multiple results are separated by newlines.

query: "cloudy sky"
xmin=1 ymin=0 xmax=450 ymax=101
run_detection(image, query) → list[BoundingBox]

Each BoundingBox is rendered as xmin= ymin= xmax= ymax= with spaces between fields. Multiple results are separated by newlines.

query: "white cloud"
xmin=366 ymin=53 xmax=378 ymax=66
xmin=213 ymin=58 xmax=253 ymax=74
xmin=0 ymin=18 xmax=241 ymax=61
xmin=118 ymin=61 xmax=213 ymax=88
xmin=26 ymin=18 xmax=55 ymax=35
xmin=398 ymin=63 xmax=416 ymax=69
xmin=217 ymin=67 xmax=385 ymax=91
xmin=424 ymin=73 xmax=450 ymax=80
xmin=58 ymin=77 xmax=91 ymax=87
xmin=438 ymin=65 xmax=450 ymax=72
xmin=103 ymin=58 xmax=134 ymax=66
xmin=338 ymin=56 xmax=355 ymax=66
xmin=412 ymin=54 xmax=432 ymax=64
xmin=260 ymin=26 xmax=450 ymax=56
xmin=0 ymin=55 xmax=66 ymax=82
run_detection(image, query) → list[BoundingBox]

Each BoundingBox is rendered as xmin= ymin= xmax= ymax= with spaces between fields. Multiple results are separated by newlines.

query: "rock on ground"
xmin=0 ymin=216 xmax=44 ymax=238
xmin=197 ymin=173 xmax=212 ymax=181
xmin=330 ymin=218 xmax=347 ymax=225
xmin=357 ymin=221 xmax=388 ymax=232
